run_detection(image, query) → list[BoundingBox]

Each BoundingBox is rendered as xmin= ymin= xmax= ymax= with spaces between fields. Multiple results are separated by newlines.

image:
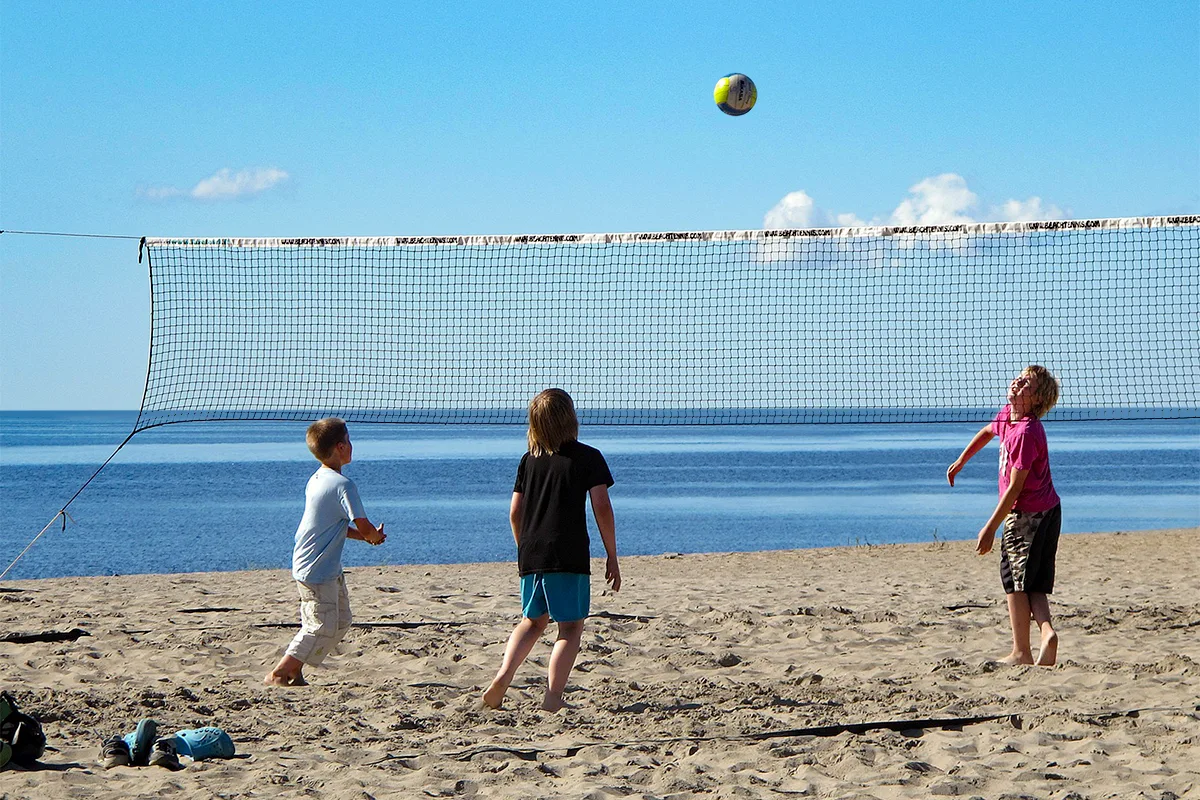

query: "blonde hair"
xmin=527 ymin=388 xmax=579 ymax=456
xmin=1023 ymin=365 xmax=1060 ymax=419
xmin=306 ymin=417 xmax=348 ymax=460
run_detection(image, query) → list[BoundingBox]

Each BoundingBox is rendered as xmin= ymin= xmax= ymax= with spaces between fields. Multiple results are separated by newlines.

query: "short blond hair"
xmin=1023 ymin=365 xmax=1060 ymax=419
xmin=306 ymin=417 xmax=348 ymax=460
xmin=527 ymin=389 xmax=579 ymax=457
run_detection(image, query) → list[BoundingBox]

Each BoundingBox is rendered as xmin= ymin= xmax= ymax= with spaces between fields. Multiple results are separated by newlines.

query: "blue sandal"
xmin=122 ymin=718 xmax=158 ymax=766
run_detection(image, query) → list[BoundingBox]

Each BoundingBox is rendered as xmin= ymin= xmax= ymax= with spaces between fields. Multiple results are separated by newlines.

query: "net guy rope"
xmin=1 ymin=216 xmax=1197 ymax=578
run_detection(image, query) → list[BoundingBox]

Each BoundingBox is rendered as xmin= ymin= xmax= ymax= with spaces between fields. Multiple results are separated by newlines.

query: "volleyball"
xmin=714 ymin=73 xmax=756 ymax=116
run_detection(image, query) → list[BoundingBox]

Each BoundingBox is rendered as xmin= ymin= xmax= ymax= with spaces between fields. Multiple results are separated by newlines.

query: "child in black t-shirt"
xmin=482 ymin=388 xmax=620 ymax=712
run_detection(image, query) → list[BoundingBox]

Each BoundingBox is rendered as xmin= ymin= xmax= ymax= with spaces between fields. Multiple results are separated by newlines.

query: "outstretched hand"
xmin=947 ymin=460 xmax=964 ymax=487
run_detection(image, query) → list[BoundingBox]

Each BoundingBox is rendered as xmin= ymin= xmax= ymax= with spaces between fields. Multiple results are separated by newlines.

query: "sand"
xmin=1 ymin=529 xmax=1197 ymax=799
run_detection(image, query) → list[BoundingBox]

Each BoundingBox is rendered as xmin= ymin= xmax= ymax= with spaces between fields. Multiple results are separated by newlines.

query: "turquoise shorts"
xmin=520 ymin=572 xmax=590 ymax=623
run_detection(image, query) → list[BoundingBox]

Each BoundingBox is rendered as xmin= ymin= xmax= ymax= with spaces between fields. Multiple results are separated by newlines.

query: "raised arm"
xmin=589 ymin=484 xmax=620 ymax=591
xmin=947 ymin=424 xmax=995 ymax=486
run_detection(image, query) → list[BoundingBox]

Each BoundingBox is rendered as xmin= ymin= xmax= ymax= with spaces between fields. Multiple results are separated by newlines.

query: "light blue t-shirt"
xmin=292 ymin=466 xmax=367 ymax=584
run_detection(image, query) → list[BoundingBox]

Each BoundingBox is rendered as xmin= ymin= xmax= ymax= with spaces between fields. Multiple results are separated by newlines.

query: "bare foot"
xmin=540 ymin=694 xmax=573 ymax=712
xmin=482 ymin=681 xmax=507 ymax=709
xmin=263 ymin=671 xmax=307 ymax=687
xmin=1000 ymin=651 xmax=1034 ymax=666
xmin=1036 ymin=630 xmax=1058 ymax=666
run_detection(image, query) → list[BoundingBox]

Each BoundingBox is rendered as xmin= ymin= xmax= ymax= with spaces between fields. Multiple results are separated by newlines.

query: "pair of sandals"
xmin=101 ymin=719 xmax=177 ymax=770
xmin=102 ymin=719 xmax=235 ymax=770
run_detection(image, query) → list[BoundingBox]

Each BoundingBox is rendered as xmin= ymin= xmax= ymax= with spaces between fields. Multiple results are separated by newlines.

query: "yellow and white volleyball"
xmin=714 ymin=73 xmax=756 ymax=116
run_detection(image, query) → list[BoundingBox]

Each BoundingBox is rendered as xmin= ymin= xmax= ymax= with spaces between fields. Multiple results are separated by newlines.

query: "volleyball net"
xmin=138 ymin=216 xmax=1200 ymax=428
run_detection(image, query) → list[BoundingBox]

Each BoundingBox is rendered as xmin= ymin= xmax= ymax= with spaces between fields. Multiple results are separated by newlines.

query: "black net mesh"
xmin=137 ymin=217 xmax=1200 ymax=429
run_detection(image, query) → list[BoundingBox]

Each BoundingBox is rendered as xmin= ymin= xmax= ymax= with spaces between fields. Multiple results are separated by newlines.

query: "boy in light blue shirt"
xmin=264 ymin=418 xmax=385 ymax=686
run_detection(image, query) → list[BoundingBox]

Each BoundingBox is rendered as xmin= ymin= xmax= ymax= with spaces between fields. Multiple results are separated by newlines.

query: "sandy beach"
xmin=2 ymin=529 xmax=1197 ymax=799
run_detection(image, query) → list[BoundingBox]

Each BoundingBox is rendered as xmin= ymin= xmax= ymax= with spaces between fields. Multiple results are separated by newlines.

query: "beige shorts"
xmin=285 ymin=573 xmax=352 ymax=666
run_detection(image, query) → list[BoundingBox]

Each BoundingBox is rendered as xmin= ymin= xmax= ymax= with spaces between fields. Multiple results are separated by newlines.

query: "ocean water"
xmin=0 ymin=411 xmax=1196 ymax=580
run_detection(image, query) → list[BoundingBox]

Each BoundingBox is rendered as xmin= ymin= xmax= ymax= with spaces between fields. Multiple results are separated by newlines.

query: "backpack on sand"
xmin=0 ymin=691 xmax=47 ymax=768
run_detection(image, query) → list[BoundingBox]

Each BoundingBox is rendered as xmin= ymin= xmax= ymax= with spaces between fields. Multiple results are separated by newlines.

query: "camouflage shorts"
xmin=999 ymin=504 xmax=1062 ymax=594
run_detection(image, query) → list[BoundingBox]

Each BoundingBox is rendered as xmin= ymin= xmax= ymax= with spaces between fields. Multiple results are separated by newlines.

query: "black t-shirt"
xmin=513 ymin=439 xmax=614 ymax=576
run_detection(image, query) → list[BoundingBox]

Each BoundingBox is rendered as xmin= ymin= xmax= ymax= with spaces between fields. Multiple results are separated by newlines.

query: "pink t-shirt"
xmin=991 ymin=405 xmax=1059 ymax=513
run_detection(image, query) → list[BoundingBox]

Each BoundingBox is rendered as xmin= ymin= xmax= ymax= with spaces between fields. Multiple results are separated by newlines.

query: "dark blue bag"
xmin=0 ymin=691 xmax=46 ymax=768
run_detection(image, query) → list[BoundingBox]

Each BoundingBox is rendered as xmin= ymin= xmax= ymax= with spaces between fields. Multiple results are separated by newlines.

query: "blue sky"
xmin=2 ymin=1 xmax=1197 ymax=410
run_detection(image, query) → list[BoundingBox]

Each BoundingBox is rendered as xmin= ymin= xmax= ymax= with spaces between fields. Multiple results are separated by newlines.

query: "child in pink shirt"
xmin=948 ymin=365 xmax=1062 ymax=666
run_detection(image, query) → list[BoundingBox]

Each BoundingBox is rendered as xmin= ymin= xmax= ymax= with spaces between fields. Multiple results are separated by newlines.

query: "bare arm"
xmin=589 ymin=484 xmax=620 ymax=591
xmin=975 ymin=467 xmax=1029 ymax=555
xmin=347 ymin=518 xmax=386 ymax=546
xmin=947 ymin=424 xmax=995 ymax=486
xmin=509 ymin=492 xmax=523 ymax=547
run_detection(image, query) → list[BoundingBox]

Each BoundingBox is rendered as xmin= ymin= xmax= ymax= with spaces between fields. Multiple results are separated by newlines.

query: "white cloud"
xmin=763 ymin=173 xmax=1067 ymax=230
xmin=191 ymin=167 xmax=289 ymax=200
xmin=763 ymin=190 xmax=817 ymax=229
xmin=137 ymin=166 xmax=290 ymax=202
xmin=763 ymin=192 xmax=870 ymax=230
xmin=889 ymin=173 xmax=978 ymax=225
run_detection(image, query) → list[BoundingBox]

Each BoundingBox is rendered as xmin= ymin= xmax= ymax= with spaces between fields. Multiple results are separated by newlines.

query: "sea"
xmin=0 ymin=411 xmax=1196 ymax=580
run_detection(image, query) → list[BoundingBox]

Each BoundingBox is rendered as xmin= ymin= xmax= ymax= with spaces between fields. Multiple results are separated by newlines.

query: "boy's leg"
xmin=1002 ymin=591 xmax=1035 ymax=665
xmin=1029 ymin=592 xmax=1057 ymax=666
xmin=999 ymin=508 xmax=1051 ymax=665
xmin=483 ymin=615 xmax=549 ymax=708
xmin=265 ymin=578 xmax=340 ymax=685
xmin=540 ymin=572 xmax=590 ymax=710
xmin=1025 ymin=506 xmax=1061 ymax=666
xmin=265 ymin=582 xmax=309 ymax=684
xmin=542 ymin=619 xmax=585 ymax=711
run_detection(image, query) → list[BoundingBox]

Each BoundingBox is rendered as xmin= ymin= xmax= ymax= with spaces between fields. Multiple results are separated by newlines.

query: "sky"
xmin=2 ymin=1 xmax=1197 ymax=410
